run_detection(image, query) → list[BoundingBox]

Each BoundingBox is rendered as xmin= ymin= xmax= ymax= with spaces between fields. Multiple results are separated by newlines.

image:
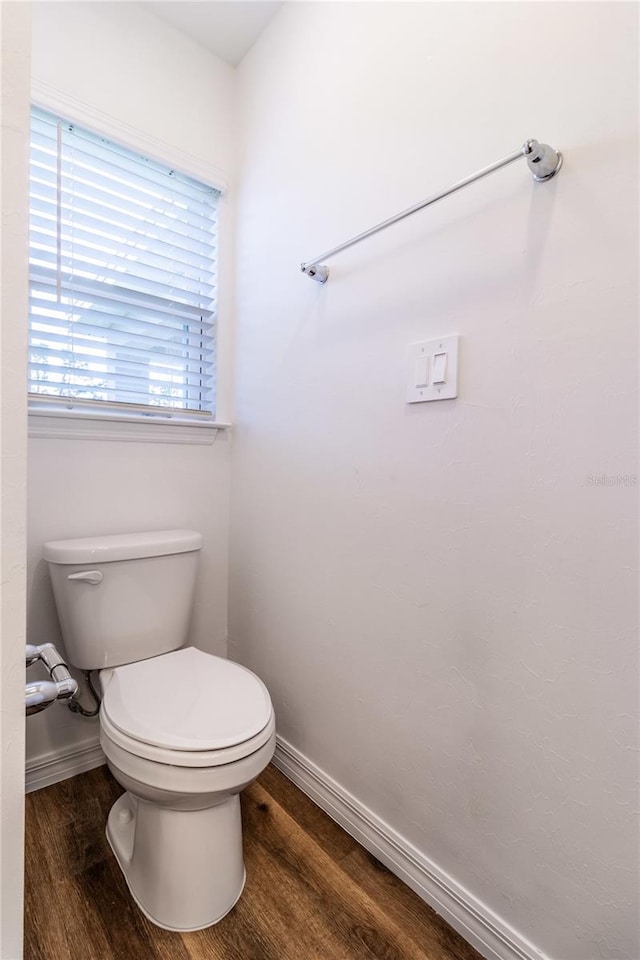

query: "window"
xmin=28 ymin=106 xmax=219 ymax=423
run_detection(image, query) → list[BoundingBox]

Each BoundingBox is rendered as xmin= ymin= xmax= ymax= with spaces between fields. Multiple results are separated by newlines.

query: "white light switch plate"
xmin=406 ymin=335 xmax=459 ymax=403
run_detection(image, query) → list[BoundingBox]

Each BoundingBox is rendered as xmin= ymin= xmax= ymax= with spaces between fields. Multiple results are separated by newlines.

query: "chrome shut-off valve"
xmin=25 ymin=643 xmax=78 ymax=716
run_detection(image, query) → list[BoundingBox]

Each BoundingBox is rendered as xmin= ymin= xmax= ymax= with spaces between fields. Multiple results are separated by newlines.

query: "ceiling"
xmin=145 ymin=1 xmax=283 ymax=66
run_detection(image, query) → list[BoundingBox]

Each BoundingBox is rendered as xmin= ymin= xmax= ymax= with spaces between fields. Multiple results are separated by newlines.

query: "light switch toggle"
xmin=432 ymin=352 xmax=447 ymax=384
xmin=414 ymin=356 xmax=429 ymax=388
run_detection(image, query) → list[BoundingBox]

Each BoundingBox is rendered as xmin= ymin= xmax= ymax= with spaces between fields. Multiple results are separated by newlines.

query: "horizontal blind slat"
xmin=30 ymin=308 xmax=215 ymax=356
xmin=30 ymin=277 xmax=215 ymax=326
xmin=28 ymin=362 xmax=215 ymax=393
xmin=30 ymin=143 xmax=219 ymax=210
xmin=29 ymin=161 xmax=217 ymax=243
xmin=29 ymin=326 xmax=215 ymax=366
xmin=29 ymin=190 xmax=216 ymax=261
xmin=30 ymin=296 xmax=215 ymax=348
xmin=29 ymin=262 xmax=215 ymax=313
xmin=31 ymin=178 xmax=217 ymax=244
xmin=29 ymin=378 xmax=214 ymax=406
xmin=29 ymin=209 xmax=215 ymax=272
xmin=57 ymin=168 xmax=217 ymax=234
xmin=31 ymin=240 xmax=215 ymax=303
xmin=29 ymin=348 xmax=213 ymax=389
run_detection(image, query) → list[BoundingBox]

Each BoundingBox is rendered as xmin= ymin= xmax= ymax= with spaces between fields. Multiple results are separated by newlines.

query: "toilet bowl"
xmin=43 ymin=530 xmax=275 ymax=932
xmin=98 ymin=646 xmax=275 ymax=931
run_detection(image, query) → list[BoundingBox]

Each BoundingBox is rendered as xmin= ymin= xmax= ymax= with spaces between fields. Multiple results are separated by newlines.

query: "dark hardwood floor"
xmin=25 ymin=764 xmax=482 ymax=960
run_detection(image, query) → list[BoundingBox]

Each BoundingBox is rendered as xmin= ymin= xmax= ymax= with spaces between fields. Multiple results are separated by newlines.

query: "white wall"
xmin=231 ymin=4 xmax=639 ymax=960
xmin=26 ymin=2 xmax=236 ymax=770
xmin=0 ymin=3 xmax=30 ymax=955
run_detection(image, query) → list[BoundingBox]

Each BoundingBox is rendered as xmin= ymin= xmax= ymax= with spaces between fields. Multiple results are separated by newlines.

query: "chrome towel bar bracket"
xmin=300 ymin=138 xmax=562 ymax=282
xmin=26 ymin=643 xmax=79 ymax=716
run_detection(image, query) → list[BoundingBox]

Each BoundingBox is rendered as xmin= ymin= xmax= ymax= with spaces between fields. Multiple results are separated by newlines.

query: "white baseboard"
xmin=26 ymin=739 xmax=105 ymax=794
xmin=273 ymin=736 xmax=547 ymax=960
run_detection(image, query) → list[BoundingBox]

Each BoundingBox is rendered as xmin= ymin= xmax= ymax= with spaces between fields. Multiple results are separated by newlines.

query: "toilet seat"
xmin=101 ymin=708 xmax=275 ymax=768
xmin=100 ymin=647 xmax=274 ymax=767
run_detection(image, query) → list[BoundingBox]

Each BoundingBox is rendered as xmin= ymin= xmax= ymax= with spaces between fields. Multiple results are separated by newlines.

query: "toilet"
xmin=43 ymin=529 xmax=275 ymax=932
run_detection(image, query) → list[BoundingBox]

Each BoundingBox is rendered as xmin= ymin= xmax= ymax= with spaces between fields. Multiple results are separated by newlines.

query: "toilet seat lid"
xmin=101 ymin=647 xmax=272 ymax=752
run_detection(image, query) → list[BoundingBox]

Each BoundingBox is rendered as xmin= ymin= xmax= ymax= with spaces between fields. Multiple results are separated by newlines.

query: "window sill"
xmin=28 ymin=409 xmax=231 ymax=445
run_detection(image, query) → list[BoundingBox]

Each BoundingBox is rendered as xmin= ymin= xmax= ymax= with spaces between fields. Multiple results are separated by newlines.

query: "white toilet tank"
xmin=43 ymin=530 xmax=203 ymax=670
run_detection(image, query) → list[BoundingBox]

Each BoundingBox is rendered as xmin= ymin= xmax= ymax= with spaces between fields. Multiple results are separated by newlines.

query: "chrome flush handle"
xmin=67 ymin=570 xmax=103 ymax=584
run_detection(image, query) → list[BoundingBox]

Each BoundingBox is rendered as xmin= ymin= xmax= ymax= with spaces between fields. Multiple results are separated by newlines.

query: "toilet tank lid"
xmin=43 ymin=529 xmax=203 ymax=564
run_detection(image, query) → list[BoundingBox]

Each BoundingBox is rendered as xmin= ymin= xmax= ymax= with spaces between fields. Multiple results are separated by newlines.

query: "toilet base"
xmin=106 ymin=791 xmax=246 ymax=931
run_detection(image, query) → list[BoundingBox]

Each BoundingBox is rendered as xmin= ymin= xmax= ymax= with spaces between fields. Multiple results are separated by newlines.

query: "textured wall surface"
xmin=26 ymin=1 xmax=236 ymax=769
xmin=230 ymin=4 xmax=639 ymax=958
xmin=0 ymin=3 xmax=30 ymax=955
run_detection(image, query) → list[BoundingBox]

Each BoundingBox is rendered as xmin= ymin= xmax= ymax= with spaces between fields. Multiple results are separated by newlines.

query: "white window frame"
xmin=28 ymin=83 xmax=231 ymax=444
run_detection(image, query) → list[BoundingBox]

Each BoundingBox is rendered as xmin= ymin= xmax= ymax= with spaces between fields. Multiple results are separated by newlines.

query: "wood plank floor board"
xmin=25 ymin=764 xmax=483 ymax=960
xmin=257 ymin=764 xmax=357 ymax=865
xmin=339 ymin=847 xmax=479 ymax=960
xmin=25 ymin=770 xmax=119 ymax=886
xmin=241 ymin=782 xmax=431 ymax=960
xmin=25 ymin=875 xmax=119 ymax=960
xmin=185 ymin=907 xmax=278 ymax=960
xmin=254 ymin=766 xmax=480 ymax=960
xmin=77 ymin=857 xmax=170 ymax=960
xmin=232 ymin=822 xmax=361 ymax=960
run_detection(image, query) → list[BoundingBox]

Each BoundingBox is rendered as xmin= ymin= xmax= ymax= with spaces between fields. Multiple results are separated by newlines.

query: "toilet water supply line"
xmin=68 ymin=669 xmax=102 ymax=717
xmin=25 ymin=643 xmax=101 ymax=717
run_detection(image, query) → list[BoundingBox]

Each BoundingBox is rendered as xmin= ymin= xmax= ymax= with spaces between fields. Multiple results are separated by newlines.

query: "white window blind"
xmin=28 ymin=106 xmax=219 ymax=420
